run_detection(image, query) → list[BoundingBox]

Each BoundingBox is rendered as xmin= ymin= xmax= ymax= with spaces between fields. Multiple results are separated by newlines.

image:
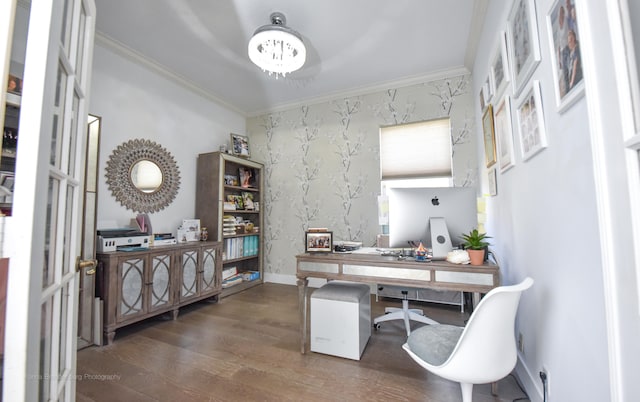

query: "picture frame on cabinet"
xmin=516 ymin=80 xmax=548 ymax=161
xmin=305 ymin=231 xmax=333 ymax=253
xmin=482 ymin=104 xmax=497 ymax=168
xmin=494 ymin=94 xmax=516 ymax=172
xmin=546 ymin=0 xmax=584 ymax=112
xmin=507 ymin=0 xmax=541 ymax=96
xmin=490 ymin=31 xmax=511 ymax=100
xmin=230 ymin=133 xmax=250 ymax=157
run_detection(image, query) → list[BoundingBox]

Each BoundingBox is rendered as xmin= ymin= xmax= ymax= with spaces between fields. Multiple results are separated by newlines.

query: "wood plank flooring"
xmin=76 ymin=283 xmax=529 ymax=402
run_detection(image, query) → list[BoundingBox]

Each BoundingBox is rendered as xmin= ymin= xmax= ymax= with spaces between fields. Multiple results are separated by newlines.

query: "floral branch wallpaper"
xmin=247 ymin=73 xmax=477 ymax=277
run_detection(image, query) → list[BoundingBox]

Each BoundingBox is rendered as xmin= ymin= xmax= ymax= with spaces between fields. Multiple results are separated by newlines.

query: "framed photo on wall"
xmin=488 ymin=168 xmax=497 ymax=196
xmin=230 ymin=133 xmax=250 ymax=157
xmin=482 ymin=105 xmax=497 ymax=168
xmin=305 ymin=231 xmax=333 ymax=253
xmin=490 ymin=31 xmax=511 ymax=100
xmin=494 ymin=94 xmax=516 ymax=172
xmin=507 ymin=0 xmax=542 ymax=96
xmin=546 ymin=0 xmax=584 ymax=112
xmin=516 ymin=80 xmax=548 ymax=161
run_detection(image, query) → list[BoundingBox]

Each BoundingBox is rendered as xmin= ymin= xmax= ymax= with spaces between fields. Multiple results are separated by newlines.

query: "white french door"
xmin=2 ymin=0 xmax=96 ymax=400
xmin=580 ymin=0 xmax=640 ymax=400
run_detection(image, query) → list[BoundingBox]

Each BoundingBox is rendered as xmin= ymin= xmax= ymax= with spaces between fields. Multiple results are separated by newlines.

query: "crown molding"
xmin=246 ymin=66 xmax=470 ymax=117
xmin=94 ymin=31 xmax=246 ymax=117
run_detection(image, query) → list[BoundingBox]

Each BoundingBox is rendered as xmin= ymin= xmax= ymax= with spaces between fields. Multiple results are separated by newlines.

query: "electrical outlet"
xmin=540 ymin=366 xmax=550 ymax=400
xmin=518 ymin=332 xmax=524 ymax=353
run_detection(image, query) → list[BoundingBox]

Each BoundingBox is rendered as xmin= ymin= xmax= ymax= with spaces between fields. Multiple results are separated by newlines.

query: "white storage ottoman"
xmin=310 ymin=281 xmax=371 ymax=360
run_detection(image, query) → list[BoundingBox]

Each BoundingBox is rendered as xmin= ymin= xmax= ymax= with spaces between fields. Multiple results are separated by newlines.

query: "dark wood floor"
xmin=76 ymin=283 xmax=529 ymax=402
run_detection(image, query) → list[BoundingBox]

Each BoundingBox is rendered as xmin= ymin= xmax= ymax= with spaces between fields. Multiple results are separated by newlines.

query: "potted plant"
xmin=460 ymin=229 xmax=492 ymax=266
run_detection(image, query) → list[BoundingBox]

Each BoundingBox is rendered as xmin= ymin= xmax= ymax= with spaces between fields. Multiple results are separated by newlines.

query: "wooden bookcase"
xmin=195 ymin=151 xmax=264 ymax=297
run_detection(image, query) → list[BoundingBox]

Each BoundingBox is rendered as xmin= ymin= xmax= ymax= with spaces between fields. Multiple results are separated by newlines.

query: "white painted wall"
xmin=89 ymin=42 xmax=245 ymax=234
xmin=474 ymin=1 xmax=609 ymax=401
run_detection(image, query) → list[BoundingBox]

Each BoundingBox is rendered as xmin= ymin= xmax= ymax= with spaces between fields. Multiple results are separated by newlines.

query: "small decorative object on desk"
xmin=200 ymin=227 xmax=208 ymax=241
xmin=414 ymin=242 xmax=428 ymax=262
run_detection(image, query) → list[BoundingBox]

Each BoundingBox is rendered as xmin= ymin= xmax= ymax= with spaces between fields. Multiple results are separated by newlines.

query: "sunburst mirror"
xmin=105 ymin=139 xmax=181 ymax=213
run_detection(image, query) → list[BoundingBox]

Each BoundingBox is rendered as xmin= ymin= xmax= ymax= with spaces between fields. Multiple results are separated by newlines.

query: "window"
xmin=379 ymin=118 xmax=452 ymax=186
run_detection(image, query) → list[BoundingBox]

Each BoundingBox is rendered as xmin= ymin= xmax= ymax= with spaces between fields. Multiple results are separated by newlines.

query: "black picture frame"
xmin=305 ymin=231 xmax=333 ymax=253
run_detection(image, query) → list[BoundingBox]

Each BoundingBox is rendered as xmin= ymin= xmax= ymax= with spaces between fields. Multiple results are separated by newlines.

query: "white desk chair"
xmin=373 ymin=288 xmax=439 ymax=336
xmin=402 ymin=277 xmax=534 ymax=402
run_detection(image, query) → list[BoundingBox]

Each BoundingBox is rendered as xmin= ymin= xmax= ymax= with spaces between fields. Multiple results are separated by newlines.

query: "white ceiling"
xmin=94 ymin=0 xmax=486 ymax=116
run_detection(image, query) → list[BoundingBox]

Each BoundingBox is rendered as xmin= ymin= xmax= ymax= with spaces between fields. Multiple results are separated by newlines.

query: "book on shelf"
xmin=222 ymin=274 xmax=243 ymax=288
xmin=242 ymin=271 xmax=260 ymax=281
xmin=222 ymin=266 xmax=237 ymax=280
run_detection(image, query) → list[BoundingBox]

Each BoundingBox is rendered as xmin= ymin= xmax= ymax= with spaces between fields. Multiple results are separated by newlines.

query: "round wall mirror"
xmin=130 ymin=159 xmax=163 ymax=193
xmin=105 ymin=139 xmax=181 ymax=213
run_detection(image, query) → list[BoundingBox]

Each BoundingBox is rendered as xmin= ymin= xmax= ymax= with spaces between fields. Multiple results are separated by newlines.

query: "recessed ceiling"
xmin=94 ymin=0 xmax=485 ymax=116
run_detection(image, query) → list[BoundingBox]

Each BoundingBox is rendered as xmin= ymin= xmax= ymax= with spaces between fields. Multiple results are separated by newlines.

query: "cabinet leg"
xmin=105 ymin=331 xmax=115 ymax=345
xmin=172 ymin=309 xmax=179 ymax=320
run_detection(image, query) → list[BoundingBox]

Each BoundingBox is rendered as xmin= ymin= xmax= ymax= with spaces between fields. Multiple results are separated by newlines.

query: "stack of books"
xmin=223 ymin=215 xmax=237 ymax=236
xmin=222 ymin=266 xmax=243 ymax=288
xmin=153 ymin=232 xmax=176 ymax=246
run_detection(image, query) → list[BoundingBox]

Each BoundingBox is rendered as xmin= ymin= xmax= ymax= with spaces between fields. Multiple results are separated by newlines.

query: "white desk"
xmin=296 ymin=249 xmax=500 ymax=353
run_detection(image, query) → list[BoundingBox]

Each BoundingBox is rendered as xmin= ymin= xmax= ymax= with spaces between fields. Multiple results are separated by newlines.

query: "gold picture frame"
xmin=482 ymin=104 xmax=497 ymax=168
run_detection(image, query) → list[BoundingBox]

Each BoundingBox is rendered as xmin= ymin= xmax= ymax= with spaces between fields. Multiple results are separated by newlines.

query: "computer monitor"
xmin=387 ymin=186 xmax=478 ymax=252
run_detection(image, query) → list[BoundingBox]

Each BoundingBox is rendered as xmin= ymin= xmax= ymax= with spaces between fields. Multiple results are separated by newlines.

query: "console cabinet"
xmin=196 ymin=151 xmax=264 ymax=297
xmin=97 ymin=241 xmax=221 ymax=344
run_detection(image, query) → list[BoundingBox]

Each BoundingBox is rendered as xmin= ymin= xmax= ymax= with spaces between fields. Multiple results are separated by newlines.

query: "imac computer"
xmin=387 ymin=186 xmax=477 ymax=258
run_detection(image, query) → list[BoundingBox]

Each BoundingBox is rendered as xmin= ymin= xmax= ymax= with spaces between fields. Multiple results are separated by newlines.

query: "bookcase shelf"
xmin=196 ymin=151 xmax=264 ymax=297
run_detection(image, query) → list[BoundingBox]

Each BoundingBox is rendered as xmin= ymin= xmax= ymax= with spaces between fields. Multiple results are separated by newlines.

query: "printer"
xmin=97 ymin=229 xmax=151 ymax=252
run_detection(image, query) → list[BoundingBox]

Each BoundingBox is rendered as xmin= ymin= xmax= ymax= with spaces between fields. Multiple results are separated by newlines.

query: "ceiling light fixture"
xmin=248 ymin=12 xmax=306 ymax=78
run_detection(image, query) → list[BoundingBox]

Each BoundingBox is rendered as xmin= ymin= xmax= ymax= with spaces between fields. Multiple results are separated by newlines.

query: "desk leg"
xmin=297 ymin=278 xmax=309 ymax=354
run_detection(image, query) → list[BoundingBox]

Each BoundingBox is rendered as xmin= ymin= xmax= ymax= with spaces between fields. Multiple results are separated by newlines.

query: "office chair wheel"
xmin=374 ymin=323 xmax=381 ymax=330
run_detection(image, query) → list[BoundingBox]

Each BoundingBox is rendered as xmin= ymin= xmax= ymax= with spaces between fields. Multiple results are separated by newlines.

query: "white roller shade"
xmin=380 ymin=118 xmax=452 ymax=180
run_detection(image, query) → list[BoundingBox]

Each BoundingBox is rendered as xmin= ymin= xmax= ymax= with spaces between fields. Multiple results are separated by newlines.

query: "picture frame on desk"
xmin=305 ymin=231 xmax=333 ymax=253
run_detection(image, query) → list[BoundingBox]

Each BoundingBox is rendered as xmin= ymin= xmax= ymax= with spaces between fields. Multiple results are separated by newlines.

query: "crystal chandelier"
xmin=248 ymin=12 xmax=306 ymax=78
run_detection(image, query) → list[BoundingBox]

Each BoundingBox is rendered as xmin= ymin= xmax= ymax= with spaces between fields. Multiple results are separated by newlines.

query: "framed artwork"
xmin=546 ymin=0 xmax=584 ymax=112
xmin=507 ymin=0 xmax=542 ymax=96
xmin=239 ymin=167 xmax=256 ymax=188
xmin=482 ymin=104 xmax=497 ymax=168
xmin=230 ymin=133 xmax=250 ymax=157
xmin=488 ymin=168 xmax=497 ymax=196
xmin=226 ymin=194 xmax=244 ymax=210
xmin=490 ymin=31 xmax=511 ymax=100
xmin=305 ymin=231 xmax=333 ymax=253
xmin=484 ymin=76 xmax=494 ymax=104
xmin=494 ymin=94 xmax=516 ymax=172
xmin=516 ymin=80 xmax=548 ymax=161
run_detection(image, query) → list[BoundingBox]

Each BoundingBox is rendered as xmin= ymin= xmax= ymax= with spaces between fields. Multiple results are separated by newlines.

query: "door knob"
xmin=76 ymin=257 xmax=97 ymax=273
